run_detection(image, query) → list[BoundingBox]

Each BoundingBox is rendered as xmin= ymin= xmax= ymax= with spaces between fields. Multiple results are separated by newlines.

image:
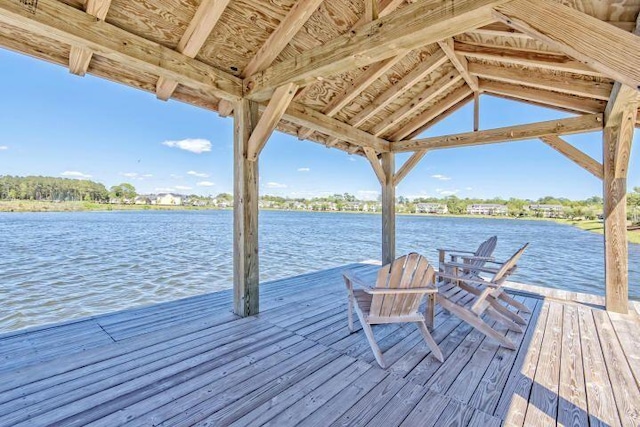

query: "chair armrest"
xmin=437 ymin=248 xmax=475 ymax=254
xmin=440 ymin=261 xmax=500 ymax=274
xmin=342 ymin=271 xmax=374 ymax=290
xmin=460 ymin=255 xmax=495 ymax=262
xmin=364 ymin=287 xmax=437 ymax=295
xmin=436 ymin=272 xmax=498 ymax=287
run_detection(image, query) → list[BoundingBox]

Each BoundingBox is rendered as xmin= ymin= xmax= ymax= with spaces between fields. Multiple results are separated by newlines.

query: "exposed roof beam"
xmin=297 ymin=54 xmax=406 ymax=141
xmin=245 ymin=0 xmax=509 ymax=101
xmin=156 ymin=0 xmax=232 ymax=100
xmin=393 ymin=114 xmax=604 ymax=152
xmin=242 ymin=0 xmax=325 ymax=78
xmin=405 ymin=94 xmax=474 ymax=140
xmin=0 ymin=0 xmax=243 ymax=101
xmin=540 ymin=135 xmax=603 ymax=179
xmin=605 ymin=84 xmax=639 ymax=177
xmin=247 ymin=83 xmax=298 ymax=161
xmin=480 ymin=80 xmax=606 ymax=114
xmin=363 ymin=148 xmax=386 ymax=185
xmin=468 ymin=62 xmax=613 ymax=100
xmin=394 ymin=150 xmax=428 ymax=185
xmin=388 ymin=85 xmax=473 ymax=141
xmin=437 ymin=38 xmax=479 ymax=92
xmin=371 ymin=70 xmax=463 ymax=137
xmin=349 ymin=50 xmax=448 ymax=129
xmin=281 ymin=103 xmax=390 ymax=152
xmin=454 ymin=42 xmax=604 ymax=77
xmin=493 ymin=0 xmax=640 ymax=93
xmin=468 ymin=21 xmax=637 ymax=41
xmin=68 ymin=0 xmax=112 ymax=76
xmin=296 ymin=0 xmax=408 ymax=141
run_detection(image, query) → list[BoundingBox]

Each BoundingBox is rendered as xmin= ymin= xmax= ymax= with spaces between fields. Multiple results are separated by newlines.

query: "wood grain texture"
xmin=234 ymin=99 xmax=260 ymax=316
xmin=381 ymin=152 xmax=395 ymax=265
xmin=394 ymin=113 xmax=604 ymax=152
xmin=540 ymin=135 xmax=604 ymax=179
xmin=493 ymin=0 xmax=640 ymax=91
xmin=245 ymin=0 xmax=508 ymax=101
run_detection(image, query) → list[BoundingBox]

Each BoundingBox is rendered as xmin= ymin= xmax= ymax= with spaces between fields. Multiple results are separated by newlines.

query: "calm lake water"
xmin=1 ymin=210 xmax=638 ymax=332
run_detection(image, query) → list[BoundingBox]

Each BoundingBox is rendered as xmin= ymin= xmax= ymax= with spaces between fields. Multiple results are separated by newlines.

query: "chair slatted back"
xmin=491 ymin=244 xmax=529 ymax=285
xmin=467 ymin=236 xmax=498 ymax=268
xmin=369 ymin=253 xmax=435 ymax=318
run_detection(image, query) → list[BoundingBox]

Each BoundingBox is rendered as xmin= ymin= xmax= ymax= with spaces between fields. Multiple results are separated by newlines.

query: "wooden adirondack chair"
xmin=438 ymin=236 xmax=498 ymax=282
xmin=343 ymin=253 xmax=444 ymax=368
xmin=436 ymin=244 xmax=529 ymax=350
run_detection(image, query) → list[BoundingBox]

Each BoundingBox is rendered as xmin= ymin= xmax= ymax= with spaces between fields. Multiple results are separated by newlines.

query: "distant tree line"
xmin=0 ymin=175 xmax=109 ymax=202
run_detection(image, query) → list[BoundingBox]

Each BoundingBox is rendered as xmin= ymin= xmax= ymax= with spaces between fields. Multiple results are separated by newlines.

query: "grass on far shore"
xmin=555 ymin=218 xmax=640 ymax=245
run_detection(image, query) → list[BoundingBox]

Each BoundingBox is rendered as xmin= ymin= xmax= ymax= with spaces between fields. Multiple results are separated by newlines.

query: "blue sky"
xmin=0 ymin=48 xmax=637 ymax=201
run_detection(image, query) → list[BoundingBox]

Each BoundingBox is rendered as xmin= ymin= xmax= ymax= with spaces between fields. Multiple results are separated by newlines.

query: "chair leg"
xmin=425 ymin=294 xmax=435 ymax=330
xmin=347 ymin=293 xmax=354 ymax=332
xmin=438 ymin=296 xmax=516 ymax=350
xmin=498 ymin=291 xmax=532 ymax=313
xmin=416 ymin=321 xmax=444 ymax=362
xmin=487 ymin=296 xmax=527 ymax=325
xmin=486 ymin=307 xmax=523 ymax=333
xmin=360 ymin=321 xmax=386 ymax=369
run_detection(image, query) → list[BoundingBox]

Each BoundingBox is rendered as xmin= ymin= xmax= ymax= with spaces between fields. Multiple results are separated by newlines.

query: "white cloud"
xmin=465 ymin=187 xmax=473 ymax=191
xmin=143 ymin=174 xmax=153 ymax=178
xmin=348 ymin=157 xmax=357 ymax=162
xmin=120 ymin=172 xmax=153 ymax=180
xmin=61 ymin=171 xmax=91 ymax=179
xmin=155 ymin=187 xmax=176 ymax=192
xmin=0 ymin=145 xmax=8 ymax=150
xmin=431 ymin=174 xmax=452 ymax=181
xmin=197 ymin=181 xmax=215 ymax=187
xmin=162 ymin=138 xmax=212 ymax=154
xmin=121 ymin=172 xmax=138 ymax=178
xmin=266 ymin=182 xmax=287 ymax=189
xmin=175 ymin=185 xmax=192 ymax=190
xmin=297 ymin=168 xmax=310 ymax=172
xmin=187 ymin=170 xmax=210 ymax=178
xmin=357 ymin=190 xmax=380 ymax=201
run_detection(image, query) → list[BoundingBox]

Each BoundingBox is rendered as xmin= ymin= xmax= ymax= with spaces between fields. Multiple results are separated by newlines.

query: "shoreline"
xmin=2 ymin=200 xmax=638 ymax=244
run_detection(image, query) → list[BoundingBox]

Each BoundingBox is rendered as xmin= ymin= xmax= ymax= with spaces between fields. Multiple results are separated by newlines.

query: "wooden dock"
xmin=1 ymin=262 xmax=639 ymax=426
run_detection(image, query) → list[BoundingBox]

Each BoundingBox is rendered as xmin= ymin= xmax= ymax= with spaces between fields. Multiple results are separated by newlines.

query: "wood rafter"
xmin=540 ymin=135 xmax=603 ymax=179
xmin=363 ymin=147 xmax=386 ymax=185
xmin=405 ymin=94 xmax=474 ymax=140
xmin=468 ymin=21 xmax=637 ymax=42
xmin=156 ymin=0 xmax=232 ymax=101
xmin=0 ymin=0 xmax=243 ymax=101
xmin=388 ymin=85 xmax=473 ymax=141
xmin=349 ymin=50 xmax=448 ymax=129
xmin=247 ymin=83 xmax=298 ymax=161
xmin=393 ymin=114 xmax=604 ymax=152
xmin=394 ymin=150 xmax=428 ymax=185
xmin=279 ymin=102 xmax=390 ymax=152
xmin=68 ymin=0 xmax=112 ymax=76
xmin=370 ymin=70 xmax=463 ymax=137
xmin=242 ymin=0 xmax=325 ymax=78
xmin=493 ymin=0 xmax=640 ymax=92
xmin=437 ymin=38 xmax=479 ymax=91
xmin=455 ymin=42 xmax=604 ymax=78
xmin=297 ymin=0 xmax=407 ymax=141
xmin=480 ymin=80 xmax=607 ymax=114
xmin=468 ymin=63 xmax=613 ymax=101
xmin=245 ymin=0 xmax=509 ymax=101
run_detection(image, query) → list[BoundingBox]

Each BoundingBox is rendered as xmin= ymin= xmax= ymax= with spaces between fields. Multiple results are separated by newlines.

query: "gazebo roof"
xmin=1 ymin=0 xmax=638 ymax=157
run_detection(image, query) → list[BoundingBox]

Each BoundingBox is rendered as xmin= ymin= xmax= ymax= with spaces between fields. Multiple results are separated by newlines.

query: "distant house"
xmin=528 ymin=204 xmax=565 ymax=218
xmin=134 ymin=196 xmax=151 ymax=205
xmin=466 ymin=204 xmax=508 ymax=216
xmin=416 ymin=203 xmax=448 ymax=214
xmin=343 ymin=202 xmax=361 ymax=211
xmin=156 ymin=193 xmax=183 ymax=206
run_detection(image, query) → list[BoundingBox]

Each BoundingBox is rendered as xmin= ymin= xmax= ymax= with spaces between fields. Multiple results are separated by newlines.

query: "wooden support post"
xmin=602 ymin=86 xmax=638 ymax=313
xmin=234 ymin=99 xmax=260 ymax=317
xmin=473 ymin=91 xmax=480 ymax=131
xmin=381 ymin=152 xmax=395 ymax=265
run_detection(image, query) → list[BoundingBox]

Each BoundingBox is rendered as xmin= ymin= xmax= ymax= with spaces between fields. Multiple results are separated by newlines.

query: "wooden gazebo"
xmin=1 ymin=0 xmax=638 ymax=316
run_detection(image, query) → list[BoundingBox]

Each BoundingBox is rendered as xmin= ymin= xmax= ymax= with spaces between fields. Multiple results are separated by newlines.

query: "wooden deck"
xmin=1 ymin=262 xmax=640 ymax=426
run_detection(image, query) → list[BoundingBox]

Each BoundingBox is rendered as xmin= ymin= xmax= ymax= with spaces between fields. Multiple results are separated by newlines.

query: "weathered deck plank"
xmin=1 ymin=262 xmax=638 ymax=426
